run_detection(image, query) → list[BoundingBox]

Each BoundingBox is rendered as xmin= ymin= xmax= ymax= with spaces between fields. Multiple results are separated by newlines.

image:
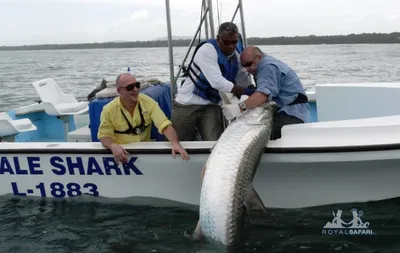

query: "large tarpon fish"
xmin=193 ymin=96 xmax=276 ymax=250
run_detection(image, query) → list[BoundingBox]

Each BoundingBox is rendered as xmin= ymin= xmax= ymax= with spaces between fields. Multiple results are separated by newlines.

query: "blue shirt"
xmin=255 ymin=54 xmax=311 ymax=123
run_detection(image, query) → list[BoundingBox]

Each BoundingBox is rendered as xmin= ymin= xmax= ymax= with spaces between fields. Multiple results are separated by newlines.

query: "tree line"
xmin=1 ymin=32 xmax=399 ymax=51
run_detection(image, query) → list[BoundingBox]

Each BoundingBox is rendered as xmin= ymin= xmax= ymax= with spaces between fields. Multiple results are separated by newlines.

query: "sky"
xmin=1 ymin=0 xmax=399 ymax=46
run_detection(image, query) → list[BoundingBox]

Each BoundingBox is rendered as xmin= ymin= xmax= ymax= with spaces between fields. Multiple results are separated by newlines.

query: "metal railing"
xmin=165 ymin=0 xmax=174 ymax=102
xmin=164 ymin=0 xmax=248 ymax=103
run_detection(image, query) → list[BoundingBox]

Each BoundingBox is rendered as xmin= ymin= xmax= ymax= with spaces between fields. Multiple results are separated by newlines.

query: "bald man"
xmin=98 ymin=73 xmax=190 ymax=164
xmin=222 ymin=46 xmax=311 ymax=140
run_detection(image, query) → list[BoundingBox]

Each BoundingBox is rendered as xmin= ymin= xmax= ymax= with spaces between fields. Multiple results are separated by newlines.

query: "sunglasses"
xmin=221 ymin=38 xmax=238 ymax=46
xmin=242 ymin=55 xmax=258 ymax=68
xmin=121 ymin=82 xmax=141 ymax=91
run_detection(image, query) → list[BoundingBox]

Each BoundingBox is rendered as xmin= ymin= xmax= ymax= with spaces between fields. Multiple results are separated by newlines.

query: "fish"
xmin=193 ymin=99 xmax=276 ymax=250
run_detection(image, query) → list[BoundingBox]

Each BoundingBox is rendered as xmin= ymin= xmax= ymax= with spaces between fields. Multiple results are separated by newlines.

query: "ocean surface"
xmin=1 ymin=44 xmax=400 ymax=252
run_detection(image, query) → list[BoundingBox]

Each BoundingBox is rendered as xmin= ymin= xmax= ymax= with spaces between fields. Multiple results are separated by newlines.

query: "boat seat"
xmin=0 ymin=113 xmax=37 ymax=141
xmin=55 ymin=102 xmax=88 ymax=114
xmin=275 ymin=115 xmax=400 ymax=148
xmin=31 ymin=78 xmax=88 ymax=116
xmin=32 ymin=78 xmax=88 ymax=141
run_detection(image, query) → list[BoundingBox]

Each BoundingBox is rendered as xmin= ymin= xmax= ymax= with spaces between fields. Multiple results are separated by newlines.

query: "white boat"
xmin=1 ymin=0 xmax=400 ymax=209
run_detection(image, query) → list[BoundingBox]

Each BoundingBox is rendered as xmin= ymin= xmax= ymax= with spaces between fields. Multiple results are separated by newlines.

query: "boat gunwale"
xmin=1 ymin=142 xmax=400 ymax=154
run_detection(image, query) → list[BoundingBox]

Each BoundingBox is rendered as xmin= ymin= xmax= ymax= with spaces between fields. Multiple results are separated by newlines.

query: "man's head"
xmin=240 ymin=46 xmax=263 ymax=75
xmin=216 ymin=22 xmax=239 ymax=56
xmin=116 ymin=73 xmax=140 ymax=104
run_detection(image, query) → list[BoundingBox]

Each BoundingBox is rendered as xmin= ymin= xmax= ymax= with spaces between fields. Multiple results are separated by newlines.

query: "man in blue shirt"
xmin=222 ymin=46 xmax=311 ymax=139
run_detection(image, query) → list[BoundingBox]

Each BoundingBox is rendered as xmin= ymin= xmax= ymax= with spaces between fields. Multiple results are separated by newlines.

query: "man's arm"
xmin=149 ymin=101 xmax=189 ymax=160
xmin=162 ymin=124 xmax=179 ymax=144
xmin=242 ymin=64 xmax=280 ymax=110
xmin=221 ymin=64 xmax=280 ymax=121
xmin=98 ymin=109 xmax=129 ymax=164
xmin=98 ymin=109 xmax=116 ymax=147
xmin=163 ymin=124 xmax=190 ymax=161
xmin=149 ymin=102 xmax=174 ymax=136
xmin=241 ymin=92 xmax=269 ymax=111
xmin=98 ymin=109 xmax=122 ymax=150
xmin=100 ymin=137 xmax=115 ymax=149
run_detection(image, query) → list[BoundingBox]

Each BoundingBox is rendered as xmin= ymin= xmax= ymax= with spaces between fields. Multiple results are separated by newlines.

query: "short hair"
xmin=217 ymin=22 xmax=238 ymax=36
xmin=115 ymin=73 xmax=132 ymax=87
xmin=116 ymin=74 xmax=123 ymax=86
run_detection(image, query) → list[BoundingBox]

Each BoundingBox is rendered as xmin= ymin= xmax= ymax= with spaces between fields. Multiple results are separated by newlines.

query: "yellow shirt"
xmin=97 ymin=94 xmax=172 ymax=144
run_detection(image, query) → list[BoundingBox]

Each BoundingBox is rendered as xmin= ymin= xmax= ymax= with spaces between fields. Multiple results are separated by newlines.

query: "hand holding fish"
xmin=222 ymin=104 xmax=242 ymax=121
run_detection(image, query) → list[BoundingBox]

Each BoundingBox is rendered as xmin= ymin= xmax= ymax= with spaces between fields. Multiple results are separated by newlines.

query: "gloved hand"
xmin=239 ymin=95 xmax=249 ymax=103
xmin=222 ymin=104 xmax=242 ymax=121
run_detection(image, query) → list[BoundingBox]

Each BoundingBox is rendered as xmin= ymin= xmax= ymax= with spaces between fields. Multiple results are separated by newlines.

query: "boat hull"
xmin=1 ymin=142 xmax=399 ymax=209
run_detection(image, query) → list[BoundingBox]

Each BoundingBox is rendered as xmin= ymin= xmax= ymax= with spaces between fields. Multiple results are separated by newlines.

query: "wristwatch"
xmin=238 ymin=101 xmax=247 ymax=111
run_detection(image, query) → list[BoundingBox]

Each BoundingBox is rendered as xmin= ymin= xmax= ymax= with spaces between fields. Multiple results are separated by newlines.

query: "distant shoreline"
xmin=1 ymin=32 xmax=399 ymax=51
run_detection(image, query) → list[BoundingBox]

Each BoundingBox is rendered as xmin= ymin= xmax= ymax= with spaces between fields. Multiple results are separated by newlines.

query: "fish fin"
xmin=244 ymin=184 xmax=268 ymax=214
xmin=243 ymin=202 xmax=251 ymax=223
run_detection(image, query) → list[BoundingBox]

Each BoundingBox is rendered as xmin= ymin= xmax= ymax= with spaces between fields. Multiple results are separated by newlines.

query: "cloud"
xmin=108 ymin=9 xmax=149 ymax=28
xmin=41 ymin=0 xmax=143 ymax=3
xmin=154 ymin=19 xmax=167 ymax=26
xmin=1 ymin=0 xmax=400 ymax=46
xmin=128 ymin=9 xmax=148 ymax=20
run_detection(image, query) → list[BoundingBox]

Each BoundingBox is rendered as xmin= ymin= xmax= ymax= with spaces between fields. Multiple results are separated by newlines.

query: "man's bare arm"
xmin=162 ymin=125 xmax=179 ymax=145
xmin=241 ymin=92 xmax=269 ymax=111
xmin=100 ymin=137 xmax=115 ymax=149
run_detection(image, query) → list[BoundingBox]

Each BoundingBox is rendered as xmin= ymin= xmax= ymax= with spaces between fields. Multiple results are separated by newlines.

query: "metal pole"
xmin=203 ymin=0 xmax=209 ymax=39
xmin=173 ymin=7 xmax=209 ymax=86
xmin=216 ymin=0 xmax=221 ymax=26
xmin=207 ymin=0 xmax=216 ymax=38
xmin=165 ymin=0 xmax=175 ymax=99
xmin=238 ymin=0 xmax=248 ymax=47
xmin=230 ymin=4 xmax=239 ymax=22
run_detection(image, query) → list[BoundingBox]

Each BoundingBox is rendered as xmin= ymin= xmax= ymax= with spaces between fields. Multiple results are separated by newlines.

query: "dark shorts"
xmin=171 ymin=101 xmax=223 ymax=141
xmin=271 ymin=111 xmax=304 ymax=140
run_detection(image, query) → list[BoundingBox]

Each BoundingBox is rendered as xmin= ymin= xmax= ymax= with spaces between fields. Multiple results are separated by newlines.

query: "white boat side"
xmin=1 ymin=105 xmax=400 ymax=209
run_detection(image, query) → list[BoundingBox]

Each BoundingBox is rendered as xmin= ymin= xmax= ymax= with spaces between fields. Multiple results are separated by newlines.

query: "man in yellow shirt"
xmin=98 ymin=73 xmax=190 ymax=164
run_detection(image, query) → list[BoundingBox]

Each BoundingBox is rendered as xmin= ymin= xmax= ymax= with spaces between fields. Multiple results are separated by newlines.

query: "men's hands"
xmin=110 ymin=143 xmax=129 ymax=165
xmin=222 ymin=104 xmax=242 ymax=121
xmin=244 ymin=84 xmax=256 ymax=96
xmin=110 ymin=141 xmax=190 ymax=164
xmin=230 ymin=85 xmax=256 ymax=98
xmin=230 ymin=85 xmax=245 ymax=97
xmin=243 ymin=87 xmax=255 ymax=96
xmin=171 ymin=142 xmax=190 ymax=161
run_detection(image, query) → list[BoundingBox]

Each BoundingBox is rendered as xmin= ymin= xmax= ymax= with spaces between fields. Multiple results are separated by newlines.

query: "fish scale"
xmin=199 ymin=103 xmax=275 ymax=248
